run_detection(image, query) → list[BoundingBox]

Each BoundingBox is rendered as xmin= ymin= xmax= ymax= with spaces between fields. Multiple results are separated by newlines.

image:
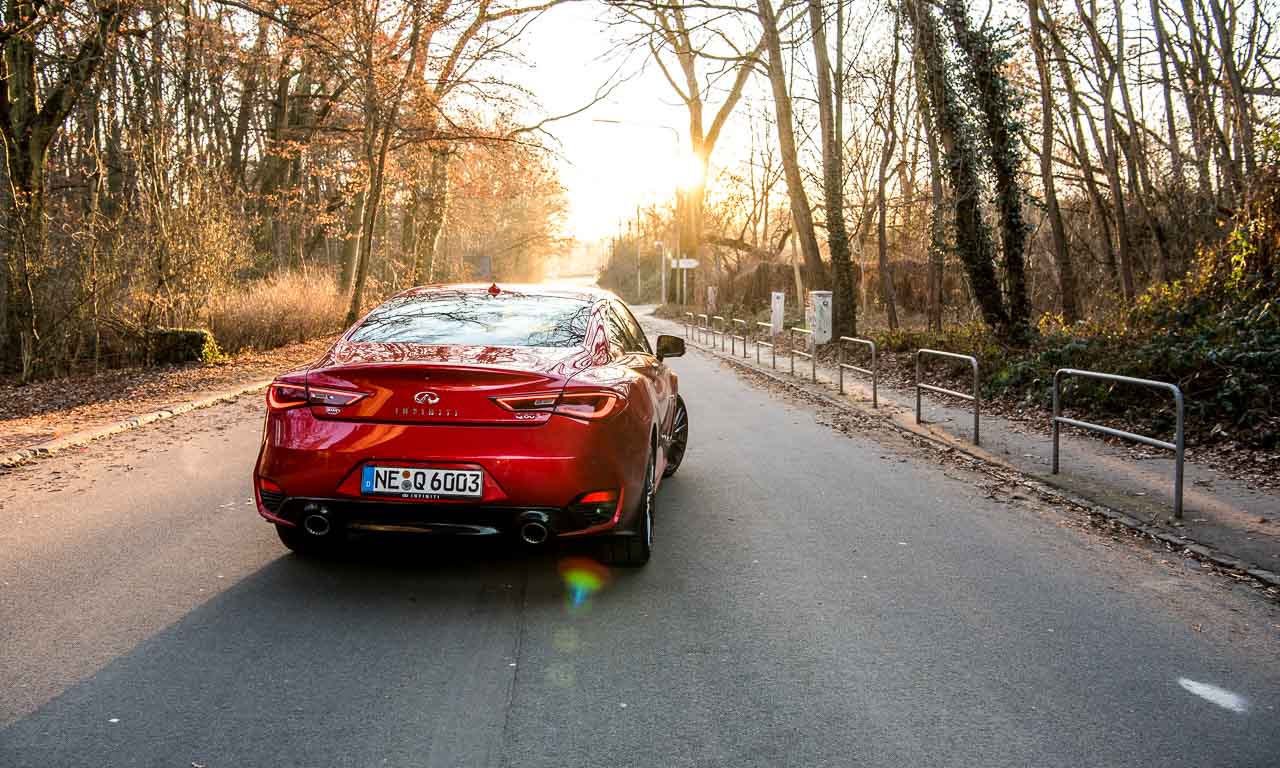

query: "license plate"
xmin=360 ymin=466 xmax=483 ymax=499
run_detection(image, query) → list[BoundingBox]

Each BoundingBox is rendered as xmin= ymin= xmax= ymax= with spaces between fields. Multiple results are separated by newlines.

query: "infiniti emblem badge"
xmin=414 ymin=391 xmax=440 ymax=405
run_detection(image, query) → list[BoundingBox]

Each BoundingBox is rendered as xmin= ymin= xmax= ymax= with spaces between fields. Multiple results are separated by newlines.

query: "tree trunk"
xmin=347 ymin=133 xmax=392 ymax=325
xmin=1206 ymin=0 xmax=1255 ymax=181
xmin=1106 ymin=4 xmax=1174 ymax=283
xmin=0 ymin=0 xmax=125 ymax=378
xmin=401 ymin=192 xmax=418 ymax=287
xmin=1149 ymin=0 xmax=1184 ymax=191
xmin=875 ymin=159 xmax=898 ymax=331
xmin=875 ymin=6 xmax=902 ymax=331
xmin=1161 ymin=4 xmax=1212 ymax=200
xmin=2 ymin=147 xmax=44 ymax=379
xmin=1079 ymin=0 xmax=1135 ymax=299
xmin=1028 ymin=0 xmax=1077 ymax=322
xmin=1042 ymin=12 xmax=1119 ymax=289
xmin=1179 ymin=0 xmax=1240 ymax=198
xmin=808 ymin=0 xmax=855 ymax=337
xmin=912 ymin=26 xmax=946 ymax=332
xmin=345 ymin=12 xmax=423 ymax=325
xmin=943 ymin=0 xmax=1030 ymax=338
xmin=412 ymin=146 xmax=451 ymax=285
xmin=339 ymin=189 xmax=366 ymax=293
xmin=905 ymin=0 xmax=1011 ymax=336
xmin=757 ymin=0 xmax=825 ymax=290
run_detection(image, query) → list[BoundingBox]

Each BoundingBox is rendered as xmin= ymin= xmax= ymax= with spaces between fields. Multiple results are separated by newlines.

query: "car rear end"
xmin=253 ymin=286 xmax=647 ymax=548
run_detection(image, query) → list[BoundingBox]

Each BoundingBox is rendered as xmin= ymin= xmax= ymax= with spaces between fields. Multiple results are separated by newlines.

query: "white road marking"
xmin=1178 ymin=678 xmax=1248 ymax=713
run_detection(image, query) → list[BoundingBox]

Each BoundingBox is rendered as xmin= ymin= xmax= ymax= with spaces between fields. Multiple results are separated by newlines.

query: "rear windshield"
xmin=349 ymin=290 xmax=593 ymax=348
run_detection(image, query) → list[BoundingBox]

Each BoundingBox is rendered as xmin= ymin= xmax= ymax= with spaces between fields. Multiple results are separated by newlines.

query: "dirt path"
xmin=0 ymin=337 xmax=336 ymax=456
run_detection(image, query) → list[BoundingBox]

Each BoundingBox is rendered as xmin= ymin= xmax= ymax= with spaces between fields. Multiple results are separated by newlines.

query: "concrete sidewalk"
xmin=643 ymin=310 xmax=1280 ymax=579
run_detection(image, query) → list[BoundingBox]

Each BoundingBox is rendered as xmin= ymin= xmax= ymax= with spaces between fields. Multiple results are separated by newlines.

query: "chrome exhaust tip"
xmin=303 ymin=512 xmax=332 ymax=537
xmin=519 ymin=521 xmax=549 ymax=545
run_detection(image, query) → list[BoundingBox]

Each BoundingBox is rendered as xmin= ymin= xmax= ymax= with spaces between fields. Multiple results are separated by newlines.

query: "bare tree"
xmin=756 ymin=0 xmax=824 ymax=290
xmin=1027 ymin=0 xmax=1077 ymax=322
xmin=612 ymin=1 xmax=762 ymax=265
xmin=808 ymin=0 xmax=857 ymax=335
xmin=874 ymin=3 xmax=901 ymax=330
xmin=905 ymin=0 xmax=1012 ymax=337
xmin=1 ymin=0 xmax=131 ymax=379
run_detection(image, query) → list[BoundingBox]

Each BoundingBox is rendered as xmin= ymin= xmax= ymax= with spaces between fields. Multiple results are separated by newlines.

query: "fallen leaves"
xmin=0 ymin=335 xmax=337 ymax=455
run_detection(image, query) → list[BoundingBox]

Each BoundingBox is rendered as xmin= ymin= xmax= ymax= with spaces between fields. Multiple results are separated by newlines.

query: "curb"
xmin=684 ymin=335 xmax=1280 ymax=594
xmin=0 ymin=378 xmax=274 ymax=470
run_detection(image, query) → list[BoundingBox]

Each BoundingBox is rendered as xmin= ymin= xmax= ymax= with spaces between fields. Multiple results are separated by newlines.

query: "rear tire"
xmin=276 ymin=524 xmax=335 ymax=556
xmin=602 ymin=451 xmax=654 ymax=567
xmin=663 ymin=396 xmax=688 ymax=478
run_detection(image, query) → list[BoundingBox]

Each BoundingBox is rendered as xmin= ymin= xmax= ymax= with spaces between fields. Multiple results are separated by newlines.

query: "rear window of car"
xmin=348 ymin=290 xmax=593 ymax=348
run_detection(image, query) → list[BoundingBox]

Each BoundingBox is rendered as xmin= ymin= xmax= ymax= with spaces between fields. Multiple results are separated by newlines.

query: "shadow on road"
xmin=0 ymin=535 xmax=614 ymax=766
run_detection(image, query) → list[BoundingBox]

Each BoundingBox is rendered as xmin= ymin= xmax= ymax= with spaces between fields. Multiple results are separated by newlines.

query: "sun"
xmin=677 ymin=152 xmax=707 ymax=191
xmin=559 ymin=121 xmax=706 ymax=240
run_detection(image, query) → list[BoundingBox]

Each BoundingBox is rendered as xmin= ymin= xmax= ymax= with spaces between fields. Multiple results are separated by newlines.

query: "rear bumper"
xmin=261 ymin=496 xmax=619 ymax=538
xmin=254 ymin=407 xmax=645 ymax=536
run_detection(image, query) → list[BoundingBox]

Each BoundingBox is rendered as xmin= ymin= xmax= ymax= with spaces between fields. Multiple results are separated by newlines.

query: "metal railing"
xmin=695 ymin=314 xmax=709 ymax=345
xmin=755 ymin=322 xmax=777 ymax=369
xmin=789 ymin=327 xmax=816 ymax=382
xmin=730 ymin=319 xmax=749 ymax=358
xmin=711 ymin=316 xmax=727 ymax=351
xmin=1053 ymin=369 xmax=1185 ymax=518
xmin=837 ymin=337 xmax=878 ymax=408
xmin=915 ymin=349 xmax=980 ymax=445
xmin=683 ymin=312 xmax=694 ymax=339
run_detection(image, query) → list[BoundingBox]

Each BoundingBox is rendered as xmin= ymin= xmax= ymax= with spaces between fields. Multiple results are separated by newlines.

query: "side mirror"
xmin=656 ymin=335 xmax=685 ymax=361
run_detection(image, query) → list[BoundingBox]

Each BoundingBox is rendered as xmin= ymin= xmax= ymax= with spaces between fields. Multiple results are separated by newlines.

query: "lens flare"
xmin=557 ymin=556 xmax=610 ymax=609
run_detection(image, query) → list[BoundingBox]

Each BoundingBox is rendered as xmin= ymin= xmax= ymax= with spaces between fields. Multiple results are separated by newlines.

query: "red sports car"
xmin=253 ymin=283 xmax=688 ymax=566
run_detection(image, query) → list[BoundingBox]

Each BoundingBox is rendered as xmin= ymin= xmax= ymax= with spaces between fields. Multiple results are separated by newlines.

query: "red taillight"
xmin=578 ymin=490 xmax=618 ymax=505
xmin=555 ymin=391 xmax=623 ymax=420
xmin=307 ymin=385 xmax=369 ymax=408
xmin=493 ymin=392 xmax=560 ymax=412
xmin=492 ymin=389 xmax=624 ymax=420
xmin=267 ymin=382 xmax=368 ymax=411
xmin=267 ymin=383 xmax=308 ymax=410
xmin=569 ymin=488 xmax=623 ymax=526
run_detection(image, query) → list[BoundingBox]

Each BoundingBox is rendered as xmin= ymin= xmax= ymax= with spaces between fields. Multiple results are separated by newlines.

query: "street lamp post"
xmin=655 ymin=240 xmax=666 ymax=308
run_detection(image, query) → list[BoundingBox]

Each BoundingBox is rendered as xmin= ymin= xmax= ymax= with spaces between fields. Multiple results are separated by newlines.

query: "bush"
xmin=146 ymin=328 xmax=224 ymax=365
xmin=978 ymin=167 xmax=1280 ymax=448
xmin=208 ymin=271 xmax=347 ymax=354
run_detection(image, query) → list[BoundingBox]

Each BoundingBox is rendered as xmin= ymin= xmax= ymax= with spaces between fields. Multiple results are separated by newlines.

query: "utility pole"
xmin=636 ymin=205 xmax=642 ymax=301
xmin=658 ymin=239 xmax=667 ymax=306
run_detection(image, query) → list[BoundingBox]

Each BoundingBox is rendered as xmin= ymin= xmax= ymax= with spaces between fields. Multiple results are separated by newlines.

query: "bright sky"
xmin=517 ymin=3 xmax=710 ymax=242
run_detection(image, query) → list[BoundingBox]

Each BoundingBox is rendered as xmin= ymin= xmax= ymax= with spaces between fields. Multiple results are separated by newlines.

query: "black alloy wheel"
xmin=663 ymin=396 xmax=688 ymax=478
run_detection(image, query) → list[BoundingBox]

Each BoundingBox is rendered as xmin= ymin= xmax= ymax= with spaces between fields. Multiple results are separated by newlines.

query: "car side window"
xmin=611 ymin=301 xmax=652 ymax=355
xmin=603 ymin=307 xmax=633 ymax=357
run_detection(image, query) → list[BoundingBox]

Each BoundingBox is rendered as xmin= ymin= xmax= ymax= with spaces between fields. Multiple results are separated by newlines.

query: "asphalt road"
xmin=2 ymin=343 xmax=1278 ymax=767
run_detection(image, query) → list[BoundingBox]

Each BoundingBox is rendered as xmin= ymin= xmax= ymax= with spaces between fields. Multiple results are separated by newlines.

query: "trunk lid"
xmin=306 ymin=342 xmax=592 ymax=425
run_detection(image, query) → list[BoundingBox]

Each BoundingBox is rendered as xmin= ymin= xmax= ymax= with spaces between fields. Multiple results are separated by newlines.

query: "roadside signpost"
xmin=770 ymin=292 xmax=785 ymax=336
xmin=670 ymin=258 xmax=699 ymax=306
xmin=808 ymin=290 xmax=832 ymax=344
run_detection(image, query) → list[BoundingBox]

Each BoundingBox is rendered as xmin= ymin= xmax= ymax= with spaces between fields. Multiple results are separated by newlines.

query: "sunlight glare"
xmin=678 ymin=152 xmax=707 ymax=191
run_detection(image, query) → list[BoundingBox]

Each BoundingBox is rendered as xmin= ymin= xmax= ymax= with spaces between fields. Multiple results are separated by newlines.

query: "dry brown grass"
xmin=208 ymin=271 xmax=346 ymax=354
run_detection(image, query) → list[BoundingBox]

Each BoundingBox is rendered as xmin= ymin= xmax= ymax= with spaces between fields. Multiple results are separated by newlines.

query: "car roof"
xmin=393 ymin=282 xmax=620 ymax=304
